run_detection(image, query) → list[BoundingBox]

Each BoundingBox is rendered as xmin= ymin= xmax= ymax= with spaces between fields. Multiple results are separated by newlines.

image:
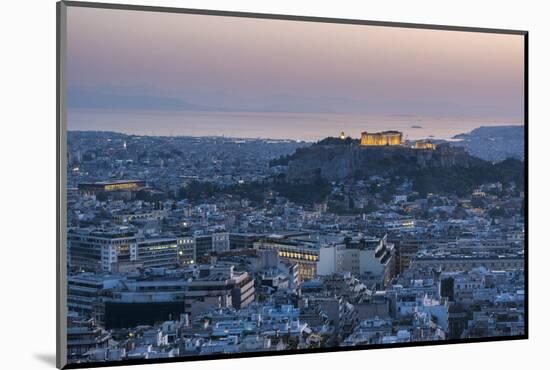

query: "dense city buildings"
xmin=66 ymin=129 xmax=525 ymax=364
xmin=60 ymin=6 xmax=526 ymax=367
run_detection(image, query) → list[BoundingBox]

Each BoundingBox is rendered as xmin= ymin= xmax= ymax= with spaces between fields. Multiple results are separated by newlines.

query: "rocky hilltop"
xmin=285 ymin=142 xmax=479 ymax=182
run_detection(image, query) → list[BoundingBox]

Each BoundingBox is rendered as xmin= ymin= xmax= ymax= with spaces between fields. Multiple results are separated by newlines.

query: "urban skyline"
xmin=63 ymin=5 xmax=525 ymax=366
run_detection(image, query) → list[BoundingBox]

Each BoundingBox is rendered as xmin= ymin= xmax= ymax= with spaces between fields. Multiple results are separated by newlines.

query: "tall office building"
xmin=68 ymin=228 xmax=138 ymax=272
xmin=137 ymin=238 xmax=179 ymax=269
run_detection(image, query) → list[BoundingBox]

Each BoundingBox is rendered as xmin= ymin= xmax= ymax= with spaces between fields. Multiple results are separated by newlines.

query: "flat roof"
xmin=78 ymin=179 xmax=144 ymax=186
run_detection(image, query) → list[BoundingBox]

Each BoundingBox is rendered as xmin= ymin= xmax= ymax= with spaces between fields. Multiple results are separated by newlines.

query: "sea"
xmin=68 ymin=109 xmax=524 ymax=142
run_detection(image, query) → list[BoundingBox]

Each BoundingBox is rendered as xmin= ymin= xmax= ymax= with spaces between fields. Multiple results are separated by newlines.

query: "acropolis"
xmin=360 ymin=131 xmax=403 ymax=146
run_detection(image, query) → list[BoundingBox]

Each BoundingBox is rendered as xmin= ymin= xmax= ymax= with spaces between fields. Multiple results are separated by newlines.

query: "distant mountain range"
xmin=450 ymin=125 xmax=524 ymax=162
xmin=67 ymin=89 xmax=227 ymax=112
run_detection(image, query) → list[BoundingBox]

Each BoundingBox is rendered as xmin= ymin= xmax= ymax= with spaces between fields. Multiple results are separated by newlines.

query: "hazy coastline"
xmin=68 ymin=109 xmax=523 ymax=142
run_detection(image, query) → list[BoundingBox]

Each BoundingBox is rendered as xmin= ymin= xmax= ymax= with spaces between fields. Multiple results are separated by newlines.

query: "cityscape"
xmin=66 ymin=127 xmax=525 ymax=364
xmin=64 ymin=5 xmax=525 ymax=366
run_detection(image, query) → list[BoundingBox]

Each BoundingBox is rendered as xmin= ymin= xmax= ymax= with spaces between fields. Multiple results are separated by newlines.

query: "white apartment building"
xmin=317 ymin=236 xmax=394 ymax=281
xmin=68 ymin=227 xmax=138 ymax=272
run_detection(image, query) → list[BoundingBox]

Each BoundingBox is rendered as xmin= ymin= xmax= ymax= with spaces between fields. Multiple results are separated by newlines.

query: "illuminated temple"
xmin=360 ymin=131 xmax=403 ymax=146
xmin=414 ymin=141 xmax=436 ymax=150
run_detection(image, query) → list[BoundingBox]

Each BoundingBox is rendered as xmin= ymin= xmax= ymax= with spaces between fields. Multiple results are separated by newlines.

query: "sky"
xmin=66 ymin=6 xmax=525 ymax=138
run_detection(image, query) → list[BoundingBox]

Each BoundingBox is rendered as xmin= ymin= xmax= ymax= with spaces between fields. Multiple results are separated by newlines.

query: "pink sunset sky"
xmin=65 ymin=5 xmax=525 ymax=138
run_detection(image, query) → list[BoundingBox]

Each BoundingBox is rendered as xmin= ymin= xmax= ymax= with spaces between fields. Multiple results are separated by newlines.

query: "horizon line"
xmin=67 ymin=125 xmax=525 ymax=143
